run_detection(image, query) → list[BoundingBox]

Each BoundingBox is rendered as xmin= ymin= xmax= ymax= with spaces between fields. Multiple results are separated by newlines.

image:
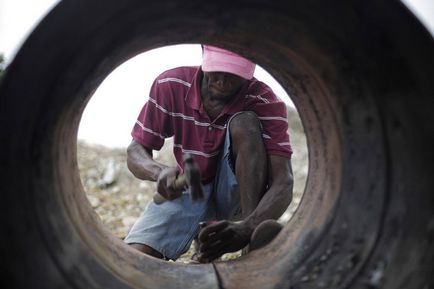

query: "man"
xmin=124 ymin=45 xmax=293 ymax=262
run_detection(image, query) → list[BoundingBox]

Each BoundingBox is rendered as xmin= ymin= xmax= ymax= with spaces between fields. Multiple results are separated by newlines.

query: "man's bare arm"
xmin=127 ymin=140 xmax=181 ymax=200
xmin=126 ymin=139 xmax=167 ymax=181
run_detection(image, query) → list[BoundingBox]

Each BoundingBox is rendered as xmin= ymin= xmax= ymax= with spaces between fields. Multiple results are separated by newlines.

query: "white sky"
xmin=1 ymin=0 xmax=433 ymax=148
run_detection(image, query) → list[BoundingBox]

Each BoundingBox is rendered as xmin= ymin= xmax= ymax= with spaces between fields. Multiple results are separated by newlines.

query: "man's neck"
xmin=200 ymin=78 xmax=231 ymax=120
xmin=201 ymin=93 xmax=228 ymax=121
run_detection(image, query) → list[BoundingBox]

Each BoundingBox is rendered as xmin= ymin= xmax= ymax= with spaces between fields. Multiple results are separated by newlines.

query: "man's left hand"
xmin=197 ymin=220 xmax=253 ymax=263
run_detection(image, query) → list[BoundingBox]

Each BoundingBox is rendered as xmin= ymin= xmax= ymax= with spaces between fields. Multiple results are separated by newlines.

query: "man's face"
xmin=202 ymin=71 xmax=247 ymax=101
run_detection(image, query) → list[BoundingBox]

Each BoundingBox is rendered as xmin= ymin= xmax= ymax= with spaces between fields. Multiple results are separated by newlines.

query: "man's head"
xmin=202 ymin=45 xmax=256 ymax=80
xmin=201 ymin=45 xmax=256 ymax=101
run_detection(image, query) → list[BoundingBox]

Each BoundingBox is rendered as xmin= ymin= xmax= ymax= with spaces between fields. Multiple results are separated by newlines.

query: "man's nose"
xmin=215 ymin=74 xmax=228 ymax=87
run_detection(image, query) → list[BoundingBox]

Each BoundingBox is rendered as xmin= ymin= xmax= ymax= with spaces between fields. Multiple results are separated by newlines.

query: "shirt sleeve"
xmin=131 ymin=79 xmax=174 ymax=150
xmin=253 ymin=100 xmax=293 ymax=159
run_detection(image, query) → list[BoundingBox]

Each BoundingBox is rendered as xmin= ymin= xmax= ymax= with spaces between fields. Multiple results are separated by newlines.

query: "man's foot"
xmin=249 ymin=220 xmax=283 ymax=252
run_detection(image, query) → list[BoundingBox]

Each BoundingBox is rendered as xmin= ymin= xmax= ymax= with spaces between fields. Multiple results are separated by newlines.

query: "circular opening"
xmin=77 ymin=44 xmax=309 ymax=262
xmin=65 ymin=39 xmax=341 ymax=287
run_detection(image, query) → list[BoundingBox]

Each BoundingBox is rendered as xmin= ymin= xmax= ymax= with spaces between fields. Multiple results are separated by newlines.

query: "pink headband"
xmin=201 ymin=45 xmax=256 ymax=79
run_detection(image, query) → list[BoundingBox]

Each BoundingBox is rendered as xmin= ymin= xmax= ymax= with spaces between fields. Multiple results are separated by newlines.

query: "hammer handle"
xmin=152 ymin=174 xmax=187 ymax=204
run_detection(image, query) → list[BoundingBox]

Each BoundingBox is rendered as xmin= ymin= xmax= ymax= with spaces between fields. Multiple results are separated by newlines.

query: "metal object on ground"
xmin=0 ymin=0 xmax=433 ymax=288
xmin=153 ymin=153 xmax=204 ymax=204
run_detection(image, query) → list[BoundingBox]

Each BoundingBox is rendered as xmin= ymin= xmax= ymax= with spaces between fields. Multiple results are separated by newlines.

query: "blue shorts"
xmin=124 ymin=131 xmax=240 ymax=260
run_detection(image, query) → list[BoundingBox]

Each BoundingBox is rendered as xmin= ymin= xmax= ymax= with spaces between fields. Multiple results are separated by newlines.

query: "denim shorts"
xmin=124 ymin=131 xmax=240 ymax=260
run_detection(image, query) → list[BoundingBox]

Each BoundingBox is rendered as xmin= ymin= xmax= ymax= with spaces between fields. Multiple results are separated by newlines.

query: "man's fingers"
xmin=156 ymin=166 xmax=182 ymax=199
xmin=166 ymin=186 xmax=183 ymax=199
xmin=199 ymin=229 xmax=232 ymax=251
xmin=198 ymin=241 xmax=229 ymax=262
xmin=198 ymin=221 xmax=228 ymax=242
xmin=200 ymin=243 xmax=228 ymax=258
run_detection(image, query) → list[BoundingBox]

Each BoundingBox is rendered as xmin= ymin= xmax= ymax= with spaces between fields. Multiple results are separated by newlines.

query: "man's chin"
xmin=209 ymin=90 xmax=233 ymax=101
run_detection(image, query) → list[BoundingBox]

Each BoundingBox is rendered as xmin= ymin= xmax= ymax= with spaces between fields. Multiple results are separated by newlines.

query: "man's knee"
xmin=229 ymin=111 xmax=262 ymax=141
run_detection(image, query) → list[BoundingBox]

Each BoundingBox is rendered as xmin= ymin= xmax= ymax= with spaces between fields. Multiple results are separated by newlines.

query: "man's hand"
xmin=156 ymin=167 xmax=183 ymax=200
xmin=197 ymin=220 xmax=253 ymax=263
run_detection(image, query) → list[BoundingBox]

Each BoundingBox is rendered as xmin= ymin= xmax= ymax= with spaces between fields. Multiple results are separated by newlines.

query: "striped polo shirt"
xmin=132 ymin=66 xmax=292 ymax=184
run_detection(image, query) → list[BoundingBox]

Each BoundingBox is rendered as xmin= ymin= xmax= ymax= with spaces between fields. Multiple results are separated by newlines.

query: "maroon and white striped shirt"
xmin=132 ymin=66 xmax=292 ymax=184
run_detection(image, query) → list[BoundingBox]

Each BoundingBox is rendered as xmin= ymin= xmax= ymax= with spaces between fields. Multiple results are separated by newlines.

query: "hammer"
xmin=153 ymin=154 xmax=204 ymax=204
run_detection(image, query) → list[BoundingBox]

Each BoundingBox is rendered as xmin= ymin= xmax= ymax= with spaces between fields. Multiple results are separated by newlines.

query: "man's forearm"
xmin=126 ymin=140 xmax=168 ymax=181
xmin=243 ymin=180 xmax=293 ymax=230
xmin=243 ymin=156 xmax=294 ymax=232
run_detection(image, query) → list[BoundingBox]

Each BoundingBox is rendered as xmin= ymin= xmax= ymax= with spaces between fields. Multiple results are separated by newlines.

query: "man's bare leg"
xmin=129 ymin=243 xmax=164 ymax=259
xmin=230 ymin=112 xmax=285 ymax=253
xmin=197 ymin=112 xmax=269 ymax=262
xmin=229 ymin=111 xmax=268 ymax=217
xmin=230 ymin=112 xmax=289 ymax=248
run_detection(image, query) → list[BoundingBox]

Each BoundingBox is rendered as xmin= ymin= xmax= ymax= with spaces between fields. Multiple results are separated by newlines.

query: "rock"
xmin=136 ymin=193 xmax=146 ymax=202
xmin=122 ymin=216 xmax=137 ymax=228
xmin=110 ymin=186 xmax=120 ymax=194
xmin=87 ymin=195 xmax=101 ymax=208
xmin=98 ymin=159 xmax=118 ymax=187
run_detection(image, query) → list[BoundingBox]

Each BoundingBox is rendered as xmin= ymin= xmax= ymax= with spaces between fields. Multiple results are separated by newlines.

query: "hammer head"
xmin=183 ymin=154 xmax=204 ymax=202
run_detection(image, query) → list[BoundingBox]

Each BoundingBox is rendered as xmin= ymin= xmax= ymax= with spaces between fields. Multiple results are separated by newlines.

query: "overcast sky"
xmin=1 ymin=0 xmax=433 ymax=148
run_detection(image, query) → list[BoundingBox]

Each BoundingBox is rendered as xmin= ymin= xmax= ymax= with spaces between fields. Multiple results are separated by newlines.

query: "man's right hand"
xmin=156 ymin=167 xmax=183 ymax=200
